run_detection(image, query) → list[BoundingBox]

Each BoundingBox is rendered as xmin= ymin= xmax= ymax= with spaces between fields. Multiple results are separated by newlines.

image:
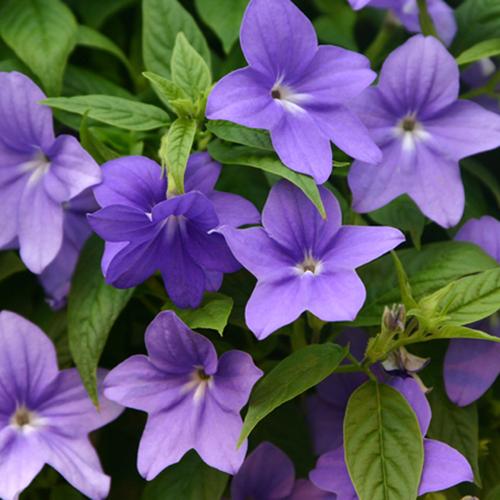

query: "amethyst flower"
xmin=0 ymin=72 xmax=101 ymax=273
xmin=309 ymin=376 xmax=474 ymax=497
xmin=349 ymin=0 xmax=456 ymax=46
xmin=462 ymin=59 xmax=500 ymax=114
xmin=218 ymin=181 xmax=404 ymax=339
xmin=88 ymin=152 xmax=259 ymax=308
xmin=0 ymin=311 xmax=122 ymax=500
xmin=103 ymin=311 xmax=262 ymax=478
xmin=231 ymin=442 xmax=335 ymax=500
xmin=348 ymin=35 xmax=500 ymax=228
xmin=206 ymin=0 xmax=381 ymax=183
xmin=444 ymin=216 xmax=500 ymax=406
xmin=39 ymin=189 xmax=98 ymax=309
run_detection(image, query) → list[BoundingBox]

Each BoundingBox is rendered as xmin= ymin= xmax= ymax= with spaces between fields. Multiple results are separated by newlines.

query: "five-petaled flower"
xmin=348 ymin=35 xmax=500 ymax=228
xmin=0 ymin=311 xmax=122 ymax=500
xmin=88 ymin=152 xmax=259 ymax=308
xmin=206 ymin=0 xmax=381 ymax=183
xmin=0 ymin=72 xmax=101 ymax=273
xmin=103 ymin=311 xmax=263 ymax=478
xmin=218 ymin=181 xmax=404 ymax=339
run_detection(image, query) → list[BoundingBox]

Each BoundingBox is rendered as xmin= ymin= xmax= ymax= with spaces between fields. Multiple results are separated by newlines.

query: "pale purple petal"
xmin=209 ymin=191 xmax=260 ymax=227
xmin=0 ymin=173 xmax=27 ymax=247
xmin=184 ymin=152 xmax=221 ymax=194
xmin=455 ymin=216 xmax=500 ymax=263
xmin=418 ymin=439 xmax=473 ymax=495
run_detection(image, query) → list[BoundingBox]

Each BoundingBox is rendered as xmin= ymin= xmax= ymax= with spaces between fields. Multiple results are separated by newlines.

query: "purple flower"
xmin=218 ymin=181 xmax=404 ymax=339
xmin=309 ymin=376 xmax=474 ymax=497
xmin=103 ymin=311 xmax=263 ymax=478
xmin=0 ymin=311 xmax=122 ymax=500
xmin=443 ymin=216 xmax=500 ymax=406
xmin=348 ymin=35 xmax=500 ymax=228
xmin=39 ymin=189 xmax=98 ymax=309
xmin=88 ymin=152 xmax=259 ymax=308
xmin=0 ymin=72 xmax=101 ymax=273
xmin=462 ymin=59 xmax=500 ymax=113
xmin=206 ymin=0 xmax=381 ymax=183
xmin=231 ymin=442 xmax=335 ymax=500
xmin=349 ymin=0 xmax=456 ymax=46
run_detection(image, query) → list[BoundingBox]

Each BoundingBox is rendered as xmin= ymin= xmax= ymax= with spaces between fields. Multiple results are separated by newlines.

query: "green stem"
xmin=365 ymin=14 xmax=397 ymax=68
xmin=347 ymin=352 xmax=377 ymax=382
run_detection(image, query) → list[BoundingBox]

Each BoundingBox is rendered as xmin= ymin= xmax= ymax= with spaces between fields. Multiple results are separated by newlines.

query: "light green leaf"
xmin=68 ymin=237 xmax=134 ymax=404
xmin=43 ymin=95 xmax=170 ymax=131
xmin=143 ymin=71 xmax=189 ymax=110
xmin=239 ymin=343 xmax=347 ymax=446
xmin=391 ymin=251 xmax=418 ymax=310
xmin=432 ymin=324 xmax=500 ymax=343
xmin=207 ymin=120 xmax=273 ymax=151
xmin=79 ymin=114 xmax=120 ymax=164
xmin=143 ymin=0 xmax=210 ymax=79
xmin=0 ymin=0 xmax=78 ymax=95
xmin=164 ymin=118 xmax=197 ymax=193
xmin=162 ymin=293 xmax=233 ymax=335
xmin=171 ymin=32 xmax=211 ymax=99
xmin=457 ymin=38 xmax=500 ymax=65
xmin=194 ymin=0 xmax=248 ymax=54
xmin=142 ymin=451 xmax=228 ymax=500
xmin=344 ymin=381 xmax=424 ymax=500
xmin=208 ymin=140 xmax=326 ymax=218
xmin=0 ymin=252 xmax=25 ymax=282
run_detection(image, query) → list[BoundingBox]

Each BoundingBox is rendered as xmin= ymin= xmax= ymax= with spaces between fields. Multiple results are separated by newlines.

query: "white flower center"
xmin=182 ymin=367 xmax=213 ymax=404
xmin=294 ymin=252 xmax=323 ymax=276
xmin=394 ymin=113 xmax=429 ymax=151
xmin=271 ymin=78 xmax=309 ymax=114
xmin=20 ymin=150 xmax=50 ymax=187
xmin=10 ymin=405 xmax=45 ymax=434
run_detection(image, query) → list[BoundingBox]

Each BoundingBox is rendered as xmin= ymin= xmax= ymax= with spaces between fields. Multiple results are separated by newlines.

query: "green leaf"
xmin=79 ymin=114 xmax=120 ymax=164
xmin=194 ymin=0 xmax=248 ymax=54
xmin=432 ymin=324 xmax=500 ymax=343
xmin=313 ymin=0 xmax=358 ymax=51
xmin=208 ymin=140 xmax=326 ymax=218
xmin=440 ymin=268 xmax=500 ymax=324
xmin=206 ymin=120 xmax=273 ymax=151
xmin=69 ymin=0 xmax=135 ymax=29
xmin=239 ymin=343 xmax=347 ymax=446
xmin=486 ymin=485 xmax=500 ymax=500
xmin=171 ymin=32 xmax=211 ymax=99
xmin=76 ymin=25 xmax=133 ymax=75
xmin=428 ymin=385 xmax=481 ymax=484
xmin=0 ymin=252 xmax=25 ymax=283
xmin=0 ymin=0 xmax=78 ymax=95
xmin=164 ymin=118 xmax=197 ymax=193
xmin=142 ymin=450 xmax=228 ymax=500
xmin=391 ymin=251 xmax=418 ymax=310
xmin=456 ymin=38 xmax=500 ymax=65
xmin=43 ymin=95 xmax=170 ymax=131
xmin=68 ymin=237 xmax=134 ymax=404
xmin=344 ymin=381 xmax=424 ymax=500
xmin=162 ymin=293 xmax=233 ymax=335
xmin=143 ymin=0 xmax=210 ymax=79
xmin=143 ymin=71 xmax=189 ymax=110
xmin=462 ymin=159 xmax=500 ymax=209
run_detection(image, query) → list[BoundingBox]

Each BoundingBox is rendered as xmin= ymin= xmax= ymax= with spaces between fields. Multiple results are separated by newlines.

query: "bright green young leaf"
xmin=194 ymin=0 xmax=248 ymax=54
xmin=162 ymin=293 xmax=233 ymax=335
xmin=430 ymin=324 xmax=500 ymax=343
xmin=344 ymin=381 xmax=424 ymax=500
xmin=143 ymin=0 xmax=210 ymax=79
xmin=428 ymin=385 xmax=481 ymax=484
xmin=0 ymin=252 xmax=25 ymax=283
xmin=143 ymin=71 xmax=189 ymax=110
xmin=208 ymin=141 xmax=326 ymax=218
xmin=391 ymin=251 xmax=419 ymax=310
xmin=456 ymin=38 xmax=500 ymax=65
xmin=164 ymin=118 xmax=197 ymax=193
xmin=239 ymin=343 xmax=347 ymax=446
xmin=43 ymin=95 xmax=170 ymax=131
xmin=142 ymin=450 xmax=228 ymax=500
xmin=0 ymin=0 xmax=78 ymax=95
xmin=171 ymin=32 xmax=211 ymax=99
xmin=206 ymin=120 xmax=273 ymax=151
xmin=68 ymin=237 xmax=134 ymax=404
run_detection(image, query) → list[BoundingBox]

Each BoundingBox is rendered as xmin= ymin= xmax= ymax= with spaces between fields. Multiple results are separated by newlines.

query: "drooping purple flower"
xmin=88 ymin=152 xmax=259 ymax=308
xmin=462 ymin=59 xmax=500 ymax=113
xmin=348 ymin=35 xmax=500 ymax=228
xmin=0 ymin=72 xmax=101 ymax=273
xmin=443 ymin=216 xmax=500 ymax=406
xmin=349 ymin=0 xmax=456 ymax=46
xmin=230 ymin=442 xmax=335 ymax=500
xmin=103 ymin=311 xmax=263 ymax=478
xmin=206 ymin=0 xmax=381 ymax=183
xmin=39 ymin=189 xmax=98 ymax=309
xmin=309 ymin=375 xmax=474 ymax=497
xmin=0 ymin=311 xmax=122 ymax=500
xmin=218 ymin=181 xmax=404 ymax=339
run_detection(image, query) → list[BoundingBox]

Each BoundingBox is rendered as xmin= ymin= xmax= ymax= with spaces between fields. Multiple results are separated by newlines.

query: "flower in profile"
xmin=0 ymin=72 xmax=101 ymax=273
xmin=89 ymin=152 xmax=259 ymax=308
xmin=206 ymin=0 xmax=381 ymax=183
xmin=0 ymin=310 xmax=122 ymax=500
xmin=103 ymin=311 xmax=262 ymax=478
xmin=39 ymin=189 xmax=98 ymax=309
xmin=218 ymin=181 xmax=404 ymax=339
xmin=348 ymin=0 xmax=456 ymax=46
xmin=348 ymin=35 xmax=500 ymax=228
xmin=231 ymin=442 xmax=335 ymax=500
xmin=444 ymin=216 xmax=500 ymax=406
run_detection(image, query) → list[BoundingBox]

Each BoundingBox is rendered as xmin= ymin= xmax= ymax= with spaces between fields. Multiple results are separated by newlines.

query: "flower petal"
xmin=455 ymin=216 xmax=500 ymax=263
xmin=209 ymin=191 xmax=260 ymax=227
xmin=184 ymin=152 xmax=221 ymax=194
